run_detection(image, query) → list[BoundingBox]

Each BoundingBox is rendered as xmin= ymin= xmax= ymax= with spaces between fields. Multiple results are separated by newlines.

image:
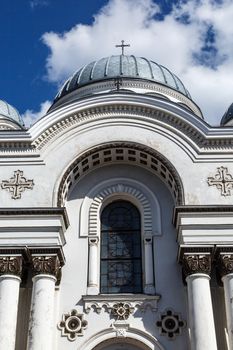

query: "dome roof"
xmin=221 ymin=103 xmax=233 ymax=126
xmin=0 ymin=99 xmax=24 ymax=129
xmin=54 ymin=55 xmax=191 ymax=103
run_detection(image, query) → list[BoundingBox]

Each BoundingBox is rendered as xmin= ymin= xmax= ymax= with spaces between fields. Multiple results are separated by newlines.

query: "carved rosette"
xmin=217 ymin=254 xmax=233 ymax=277
xmin=0 ymin=256 xmax=22 ymax=277
xmin=111 ymin=302 xmax=133 ymax=320
xmin=58 ymin=309 xmax=88 ymax=341
xmin=182 ymin=254 xmax=212 ymax=277
xmin=31 ymin=256 xmax=61 ymax=279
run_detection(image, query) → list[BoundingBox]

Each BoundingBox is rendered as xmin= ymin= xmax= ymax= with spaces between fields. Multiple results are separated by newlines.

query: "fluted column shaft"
xmin=0 ymin=256 xmax=22 ymax=350
xmin=182 ymin=252 xmax=217 ymax=350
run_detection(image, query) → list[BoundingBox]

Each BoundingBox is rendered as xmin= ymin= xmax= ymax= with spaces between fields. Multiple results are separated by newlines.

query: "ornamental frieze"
xmin=1 ymin=170 xmax=34 ymax=199
xmin=82 ymin=294 xmax=160 ymax=315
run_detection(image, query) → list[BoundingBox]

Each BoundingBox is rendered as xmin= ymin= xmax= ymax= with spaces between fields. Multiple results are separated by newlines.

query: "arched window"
xmin=100 ymin=200 xmax=142 ymax=293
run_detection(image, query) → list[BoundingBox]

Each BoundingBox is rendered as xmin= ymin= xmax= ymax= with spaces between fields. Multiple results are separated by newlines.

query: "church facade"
xmin=0 ymin=53 xmax=233 ymax=350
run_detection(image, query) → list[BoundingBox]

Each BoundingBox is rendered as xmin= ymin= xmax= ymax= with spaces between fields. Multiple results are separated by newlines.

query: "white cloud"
xmin=22 ymin=100 xmax=51 ymax=128
xmin=41 ymin=0 xmax=233 ymax=125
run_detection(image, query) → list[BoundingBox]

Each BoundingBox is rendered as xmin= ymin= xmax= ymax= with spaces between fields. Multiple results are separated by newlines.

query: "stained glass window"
xmin=100 ymin=200 xmax=142 ymax=293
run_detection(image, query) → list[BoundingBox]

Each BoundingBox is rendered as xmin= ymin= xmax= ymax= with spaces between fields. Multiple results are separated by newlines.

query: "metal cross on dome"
xmin=115 ymin=40 xmax=130 ymax=55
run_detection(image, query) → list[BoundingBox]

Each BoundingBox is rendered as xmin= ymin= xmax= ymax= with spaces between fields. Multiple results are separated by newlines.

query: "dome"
xmin=0 ymin=100 xmax=24 ymax=130
xmin=221 ymin=103 xmax=233 ymax=126
xmin=54 ymin=55 xmax=191 ymax=102
xmin=50 ymin=54 xmax=203 ymax=118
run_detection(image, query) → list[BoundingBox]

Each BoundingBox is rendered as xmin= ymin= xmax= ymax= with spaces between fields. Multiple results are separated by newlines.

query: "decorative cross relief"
xmin=1 ymin=170 xmax=34 ymax=199
xmin=207 ymin=167 xmax=233 ymax=196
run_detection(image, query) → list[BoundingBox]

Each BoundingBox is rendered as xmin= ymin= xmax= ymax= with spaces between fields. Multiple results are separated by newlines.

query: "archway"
xmin=92 ymin=337 xmax=150 ymax=350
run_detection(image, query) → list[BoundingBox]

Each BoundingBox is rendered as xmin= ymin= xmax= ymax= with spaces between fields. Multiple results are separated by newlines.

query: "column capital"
xmin=217 ymin=253 xmax=233 ymax=277
xmin=0 ymin=256 xmax=22 ymax=278
xmin=88 ymin=236 xmax=99 ymax=246
xmin=179 ymin=247 xmax=213 ymax=278
xmin=31 ymin=255 xmax=61 ymax=279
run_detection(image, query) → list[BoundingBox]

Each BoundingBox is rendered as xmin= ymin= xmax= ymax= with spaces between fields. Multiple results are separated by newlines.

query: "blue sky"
xmin=1 ymin=0 xmax=233 ymax=126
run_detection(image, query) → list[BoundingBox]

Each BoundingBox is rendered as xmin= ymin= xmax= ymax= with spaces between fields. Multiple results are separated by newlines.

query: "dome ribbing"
xmin=54 ymin=55 xmax=191 ymax=103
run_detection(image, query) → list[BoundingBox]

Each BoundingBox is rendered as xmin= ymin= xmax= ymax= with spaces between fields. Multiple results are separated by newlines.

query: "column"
xmin=87 ymin=237 xmax=99 ymax=295
xmin=181 ymin=252 xmax=217 ymax=350
xmin=144 ymin=233 xmax=155 ymax=294
xmin=0 ymin=255 xmax=22 ymax=350
xmin=27 ymin=255 xmax=60 ymax=350
xmin=218 ymin=252 xmax=233 ymax=349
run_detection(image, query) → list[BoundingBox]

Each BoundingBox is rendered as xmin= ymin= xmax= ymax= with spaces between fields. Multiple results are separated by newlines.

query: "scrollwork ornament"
xmin=218 ymin=254 xmax=233 ymax=277
xmin=0 ymin=256 xmax=22 ymax=277
xmin=182 ymin=254 xmax=211 ymax=277
xmin=32 ymin=256 xmax=60 ymax=278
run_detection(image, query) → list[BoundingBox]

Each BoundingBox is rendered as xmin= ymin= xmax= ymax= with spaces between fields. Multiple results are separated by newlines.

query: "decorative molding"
xmin=207 ymin=167 xmax=233 ymax=196
xmin=31 ymin=102 xmax=233 ymax=153
xmin=0 ymin=256 xmax=22 ymax=277
xmin=88 ymin=183 xmax=153 ymax=236
xmin=182 ymin=253 xmax=212 ymax=277
xmin=0 ymin=207 xmax=69 ymax=229
xmin=82 ymin=294 xmax=160 ymax=314
xmin=173 ymin=205 xmax=233 ymax=226
xmin=31 ymin=255 xmax=61 ymax=278
xmin=58 ymin=143 xmax=184 ymax=206
xmin=1 ymin=170 xmax=34 ymax=199
xmin=156 ymin=309 xmax=186 ymax=340
xmin=58 ymin=309 xmax=88 ymax=341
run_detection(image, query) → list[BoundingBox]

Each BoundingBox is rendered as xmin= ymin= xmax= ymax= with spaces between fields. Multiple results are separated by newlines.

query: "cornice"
xmin=29 ymin=96 xmax=233 ymax=154
xmin=0 ymin=207 xmax=69 ymax=229
xmin=1 ymin=94 xmax=233 ymax=156
xmin=173 ymin=205 xmax=233 ymax=226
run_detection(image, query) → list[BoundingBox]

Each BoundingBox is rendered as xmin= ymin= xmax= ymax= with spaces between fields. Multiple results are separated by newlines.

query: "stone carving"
xmin=0 ymin=256 xmax=22 ymax=277
xmin=156 ymin=309 xmax=185 ymax=339
xmin=207 ymin=167 xmax=233 ymax=196
xmin=111 ymin=302 xmax=133 ymax=320
xmin=83 ymin=295 xmax=160 ymax=315
xmin=182 ymin=254 xmax=211 ymax=277
xmin=58 ymin=309 xmax=88 ymax=341
xmin=31 ymin=256 xmax=61 ymax=278
xmin=1 ymin=170 xmax=34 ymax=199
xmin=217 ymin=254 xmax=233 ymax=277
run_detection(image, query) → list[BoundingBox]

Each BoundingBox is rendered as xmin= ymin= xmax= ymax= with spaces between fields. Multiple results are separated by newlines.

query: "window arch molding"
xmin=80 ymin=178 xmax=161 ymax=295
xmin=80 ymin=178 xmax=162 ymax=238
